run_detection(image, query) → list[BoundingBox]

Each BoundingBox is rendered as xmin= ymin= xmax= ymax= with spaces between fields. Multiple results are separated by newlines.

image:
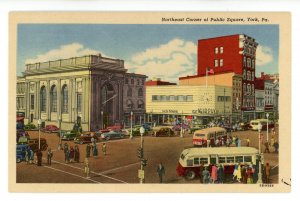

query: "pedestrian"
xmin=74 ymin=145 xmax=80 ymax=162
xmin=86 ymin=144 xmax=91 ymax=158
xmin=64 ymin=143 xmax=69 ymax=162
xmin=265 ymin=162 xmax=271 ymax=183
xmin=65 ymin=148 xmax=70 ymax=163
xmin=47 ymin=148 xmax=53 ymax=165
xmin=261 ymin=134 xmax=264 ymax=144
xmin=232 ymin=136 xmax=236 ymax=146
xmin=270 ymin=136 xmax=275 ymax=148
xmin=199 ymin=162 xmax=204 ymax=183
xmin=217 ymin=164 xmax=224 ymax=183
xmin=237 ymin=163 xmax=242 ymax=182
xmin=102 ymin=143 xmax=107 ymax=156
xmin=264 ymin=141 xmax=270 ymax=153
xmin=202 ymin=167 xmax=210 ymax=184
xmin=215 ymin=138 xmax=219 ymax=147
xmin=69 ymin=146 xmax=74 ymax=163
xmin=247 ymin=165 xmax=254 ymax=184
xmin=211 ymin=164 xmax=218 ymax=183
xmin=237 ymin=138 xmax=242 ymax=147
xmin=232 ymin=164 xmax=238 ymax=182
xmin=29 ymin=148 xmax=34 ymax=164
xmin=235 ymin=137 xmax=239 ymax=147
xmin=226 ymin=138 xmax=230 ymax=147
xmin=36 ymin=149 xmax=43 ymax=166
xmin=207 ymin=139 xmax=210 ymax=147
xmin=241 ymin=165 xmax=247 ymax=184
xmin=84 ymin=157 xmax=90 ymax=178
xmin=92 ymin=143 xmax=98 ymax=158
xmin=246 ymin=137 xmax=250 ymax=147
xmin=273 ymin=140 xmax=279 ymax=153
xmin=156 ymin=162 xmax=165 ymax=183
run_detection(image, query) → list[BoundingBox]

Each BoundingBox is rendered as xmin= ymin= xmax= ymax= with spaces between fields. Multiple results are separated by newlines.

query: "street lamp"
xmin=180 ymin=111 xmax=183 ymax=138
xmin=38 ymin=119 xmax=42 ymax=150
xmin=101 ymin=111 xmax=104 ymax=129
xmin=266 ymin=113 xmax=269 ymax=141
xmin=139 ymin=126 xmax=145 ymax=184
xmin=58 ymin=115 xmax=62 ymax=150
xmin=257 ymin=123 xmax=263 ymax=184
xmin=130 ymin=111 xmax=133 ymax=139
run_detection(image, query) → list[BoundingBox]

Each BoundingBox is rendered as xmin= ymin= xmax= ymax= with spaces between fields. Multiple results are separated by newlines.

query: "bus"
xmin=176 ymin=147 xmax=260 ymax=180
xmin=250 ymin=119 xmax=275 ymax=131
xmin=192 ymin=127 xmax=227 ymax=147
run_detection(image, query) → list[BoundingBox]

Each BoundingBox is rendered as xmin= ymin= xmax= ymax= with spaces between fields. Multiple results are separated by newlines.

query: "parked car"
xmin=27 ymin=138 xmax=48 ymax=152
xmin=153 ymin=127 xmax=175 ymax=137
xmin=16 ymin=144 xmax=29 ymax=163
xmin=61 ymin=130 xmax=79 ymax=141
xmin=95 ymin=129 xmax=110 ymax=137
xmin=42 ymin=124 xmax=60 ymax=133
xmin=107 ymin=123 xmax=123 ymax=131
xmin=74 ymin=135 xmax=98 ymax=144
xmin=101 ymin=130 xmax=125 ymax=141
xmin=238 ymin=122 xmax=251 ymax=131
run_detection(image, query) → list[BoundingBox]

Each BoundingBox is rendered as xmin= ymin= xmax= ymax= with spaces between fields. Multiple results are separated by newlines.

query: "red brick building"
xmin=146 ymin=78 xmax=177 ymax=86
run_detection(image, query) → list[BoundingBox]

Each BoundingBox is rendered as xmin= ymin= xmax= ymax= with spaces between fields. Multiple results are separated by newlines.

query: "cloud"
xmin=256 ymin=45 xmax=273 ymax=66
xmin=127 ymin=38 xmax=197 ymax=83
xmin=25 ymin=43 xmax=101 ymax=64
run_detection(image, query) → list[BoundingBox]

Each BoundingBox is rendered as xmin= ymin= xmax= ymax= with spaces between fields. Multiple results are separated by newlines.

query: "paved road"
xmin=16 ymin=128 xmax=279 ymax=184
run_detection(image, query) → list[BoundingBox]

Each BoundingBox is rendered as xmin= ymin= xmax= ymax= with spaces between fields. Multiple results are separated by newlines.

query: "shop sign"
xmin=162 ymin=109 xmax=178 ymax=114
xmin=192 ymin=108 xmax=217 ymax=114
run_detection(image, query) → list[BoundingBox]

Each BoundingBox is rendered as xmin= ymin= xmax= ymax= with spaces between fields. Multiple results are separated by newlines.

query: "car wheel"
xmin=185 ymin=170 xmax=196 ymax=180
xmin=16 ymin=158 xmax=21 ymax=163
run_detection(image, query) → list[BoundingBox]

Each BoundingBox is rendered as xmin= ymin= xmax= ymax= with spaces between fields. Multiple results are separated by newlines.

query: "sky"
xmin=17 ymin=24 xmax=279 ymax=83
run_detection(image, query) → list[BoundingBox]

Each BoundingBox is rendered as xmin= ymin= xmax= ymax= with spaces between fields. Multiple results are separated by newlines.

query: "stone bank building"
xmin=17 ymin=54 xmax=147 ymax=131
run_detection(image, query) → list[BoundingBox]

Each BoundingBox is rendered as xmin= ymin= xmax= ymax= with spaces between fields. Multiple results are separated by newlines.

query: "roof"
xmin=194 ymin=127 xmax=226 ymax=134
xmin=181 ymin=147 xmax=259 ymax=157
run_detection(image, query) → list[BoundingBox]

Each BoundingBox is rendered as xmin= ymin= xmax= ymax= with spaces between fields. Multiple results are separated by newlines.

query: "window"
xmin=62 ymin=85 xmax=68 ymax=113
xmin=137 ymin=79 xmax=140 ymax=85
xmin=244 ymin=156 xmax=252 ymax=163
xmin=252 ymin=72 xmax=255 ymax=81
xmin=243 ymin=56 xmax=247 ymax=67
xmin=125 ymin=78 xmax=128 ymax=84
xmin=50 ymin=85 xmax=57 ymax=112
xmin=152 ymin=95 xmax=159 ymax=101
xmin=252 ymin=59 xmax=255 ymax=69
xmin=178 ymin=95 xmax=184 ymax=102
xmin=127 ymin=88 xmax=132 ymax=97
xmin=138 ymin=100 xmax=144 ymax=109
xmin=161 ymin=95 xmax=166 ymax=101
xmin=220 ymin=47 xmax=224 ymax=54
xmin=127 ymin=99 xmax=133 ymax=108
xmin=138 ymin=88 xmax=143 ymax=97
xmin=170 ymin=95 xmax=175 ymax=101
xmin=77 ymin=93 xmax=82 ymax=112
xmin=194 ymin=158 xmax=200 ymax=165
xmin=235 ymin=156 xmax=243 ymax=163
xmin=243 ymin=69 xmax=246 ymax=80
xmin=218 ymin=157 xmax=225 ymax=163
xmin=252 ymin=84 xmax=254 ymax=95
xmin=247 ymin=83 xmax=251 ymax=94
xmin=247 ymin=71 xmax=251 ymax=81
xmin=187 ymin=160 xmax=193 ymax=166
xmin=243 ymin=83 xmax=246 ymax=93
xmin=131 ymin=79 xmax=134 ymax=85
xmin=215 ymin=47 xmax=219 ymax=54
xmin=187 ymin=95 xmax=193 ymax=102
xmin=166 ymin=96 xmax=170 ymax=101
xmin=226 ymin=157 xmax=234 ymax=163
xmin=40 ymin=86 xmax=46 ymax=112
xmin=200 ymin=158 xmax=208 ymax=164
xmin=220 ymin=59 xmax=224 ymax=67
xmin=30 ymin=94 xmax=34 ymax=110
xmin=214 ymin=59 xmax=218 ymax=67
xmin=247 ymin=58 xmax=251 ymax=67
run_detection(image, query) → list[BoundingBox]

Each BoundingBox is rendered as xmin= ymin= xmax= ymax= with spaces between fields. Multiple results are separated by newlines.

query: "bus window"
xmin=195 ymin=134 xmax=205 ymax=137
xmin=244 ymin=156 xmax=252 ymax=162
xmin=226 ymin=157 xmax=234 ymax=163
xmin=200 ymin=158 xmax=208 ymax=164
xmin=187 ymin=159 xmax=193 ymax=166
xmin=194 ymin=158 xmax=200 ymax=165
xmin=235 ymin=156 xmax=243 ymax=163
xmin=219 ymin=157 xmax=225 ymax=163
xmin=210 ymin=156 xmax=217 ymax=165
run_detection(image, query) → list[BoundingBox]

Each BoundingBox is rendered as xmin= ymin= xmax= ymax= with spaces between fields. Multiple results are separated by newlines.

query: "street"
xmin=16 ymin=128 xmax=279 ymax=184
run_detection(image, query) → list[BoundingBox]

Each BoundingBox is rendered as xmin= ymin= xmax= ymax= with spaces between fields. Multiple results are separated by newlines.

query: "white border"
xmin=1 ymin=0 xmax=299 ymax=200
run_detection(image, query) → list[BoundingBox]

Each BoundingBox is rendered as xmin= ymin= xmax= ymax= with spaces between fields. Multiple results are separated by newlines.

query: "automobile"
xmin=100 ymin=130 xmax=125 ymax=141
xmin=152 ymin=127 xmax=175 ymax=137
xmin=95 ymin=129 xmax=110 ymax=137
xmin=61 ymin=130 xmax=79 ymax=141
xmin=142 ymin=123 xmax=152 ymax=131
xmin=222 ymin=124 xmax=237 ymax=132
xmin=16 ymin=144 xmax=29 ymax=163
xmin=107 ymin=123 xmax=123 ymax=131
xmin=237 ymin=122 xmax=251 ymax=131
xmin=74 ymin=135 xmax=98 ymax=144
xmin=127 ymin=125 xmax=149 ymax=136
xmin=42 ymin=124 xmax=60 ymax=133
xmin=24 ymin=123 xmax=36 ymax=130
xmin=27 ymin=138 xmax=48 ymax=152
xmin=16 ymin=129 xmax=30 ymax=142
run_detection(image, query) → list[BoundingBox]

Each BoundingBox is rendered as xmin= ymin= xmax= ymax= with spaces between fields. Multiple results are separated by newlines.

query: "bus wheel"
xmin=185 ymin=170 xmax=196 ymax=180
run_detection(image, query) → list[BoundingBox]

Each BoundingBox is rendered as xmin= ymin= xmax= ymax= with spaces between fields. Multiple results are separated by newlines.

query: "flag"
xmin=207 ymin=68 xmax=214 ymax=74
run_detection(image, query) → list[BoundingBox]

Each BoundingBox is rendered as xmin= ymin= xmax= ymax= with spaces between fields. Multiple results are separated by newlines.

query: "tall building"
xmin=180 ymin=34 xmax=258 ymax=121
xmin=19 ymin=54 xmax=147 ymax=131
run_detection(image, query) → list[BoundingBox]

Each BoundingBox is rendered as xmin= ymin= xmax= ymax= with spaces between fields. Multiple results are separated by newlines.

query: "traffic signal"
xmin=137 ymin=147 xmax=143 ymax=159
xmin=142 ymin=158 xmax=148 ymax=167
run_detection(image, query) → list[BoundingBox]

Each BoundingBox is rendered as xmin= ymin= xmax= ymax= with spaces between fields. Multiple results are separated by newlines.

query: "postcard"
xmin=9 ymin=12 xmax=291 ymax=192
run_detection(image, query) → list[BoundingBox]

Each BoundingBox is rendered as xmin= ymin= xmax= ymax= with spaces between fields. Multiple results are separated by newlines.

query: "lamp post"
xmin=130 ymin=111 xmax=133 ymax=139
xmin=180 ymin=111 xmax=183 ymax=138
xmin=58 ymin=115 xmax=62 ymax=150
xmin=257 ymin=123 xmax=263 ymax=184
xmin=266 ymin=113 xmax=269 ymax=141
xmin=139 ymin=126 xmax=145 ymax=183
xmin=38 ymin=119 xmax=42 ymax=150
xmin=101 ymin=111 xmax=104 ymax=129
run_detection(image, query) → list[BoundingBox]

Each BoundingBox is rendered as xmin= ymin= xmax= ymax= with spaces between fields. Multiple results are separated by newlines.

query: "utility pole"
xmin=137 ymin=127 xmax=147 ymax=183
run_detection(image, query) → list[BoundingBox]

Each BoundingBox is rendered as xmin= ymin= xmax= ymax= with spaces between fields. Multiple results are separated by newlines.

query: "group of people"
xmin=232 ymin=163 xmax=257 ymax=184
xmin=199 ymin=163 xmax=225 ymax=184
xmin=63 ymin=143 xmax=80 ymax=163
xmin=263 ymin=136 xmax=279 ymax=154
xmin=85 ymin=142 xmax=107 ymax=158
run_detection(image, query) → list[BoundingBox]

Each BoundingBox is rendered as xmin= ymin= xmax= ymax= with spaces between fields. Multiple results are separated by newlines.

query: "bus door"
xmin=209 ymin=154 xmax=217 ymax=165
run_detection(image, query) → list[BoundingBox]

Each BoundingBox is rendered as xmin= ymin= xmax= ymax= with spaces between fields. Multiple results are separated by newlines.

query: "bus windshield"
xmin=195 ymin=133 xmax=205 ymax=137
